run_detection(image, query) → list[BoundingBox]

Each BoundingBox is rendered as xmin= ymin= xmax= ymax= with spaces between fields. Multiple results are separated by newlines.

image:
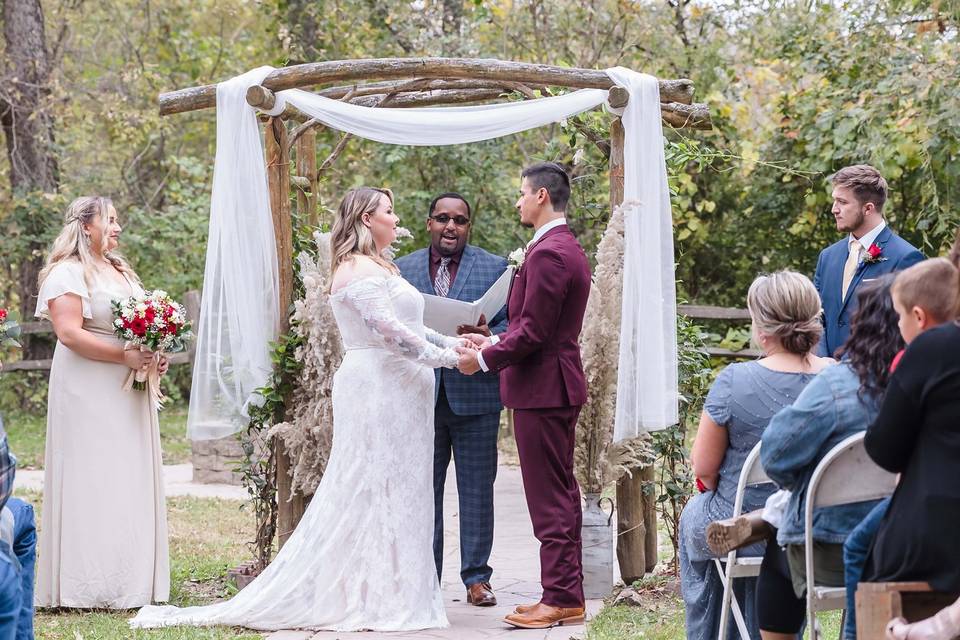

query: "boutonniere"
xmin=508 ymin=246 xmax=526 ymax=271
xmin=862 ymin=243 xmax=887 ymax=265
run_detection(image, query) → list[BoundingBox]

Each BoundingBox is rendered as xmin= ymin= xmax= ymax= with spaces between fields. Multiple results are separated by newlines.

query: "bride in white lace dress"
xmin=131 ymin=187 xmax=465 ymax=632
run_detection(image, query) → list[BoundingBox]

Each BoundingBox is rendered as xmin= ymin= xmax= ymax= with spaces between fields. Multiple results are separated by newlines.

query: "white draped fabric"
xmin=187 ymin=67 xmax=280 ymax=440
xmin=607 ymin=67 xmax=680 ymax=438
xmin=188 ymin=64 xmax=678 ymax=442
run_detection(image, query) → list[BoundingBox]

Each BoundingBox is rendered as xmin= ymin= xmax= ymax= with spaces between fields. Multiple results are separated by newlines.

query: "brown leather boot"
xmin=466 ymin=582 xmax=497 ymax=607
xmin=504 ymin=603 xmax=585 ymax=629
xmin=706 ymin=509 xmax=775 ymax=556
xmin=514 ymin=602 xmax=539 ymax=614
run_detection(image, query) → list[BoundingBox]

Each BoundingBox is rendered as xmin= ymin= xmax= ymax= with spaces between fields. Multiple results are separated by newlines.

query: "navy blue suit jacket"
xmin=395 ymin=245 xmax=509 ymax=416
xmin=814 ymin=226 xmax=924 ymax=357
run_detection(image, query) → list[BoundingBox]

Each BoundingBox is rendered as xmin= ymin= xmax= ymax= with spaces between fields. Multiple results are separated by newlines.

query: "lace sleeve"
xmin=338 ymin=278 xmax=458 ymax=369
xmin=425 ymin=328 xmax=461 ymax=349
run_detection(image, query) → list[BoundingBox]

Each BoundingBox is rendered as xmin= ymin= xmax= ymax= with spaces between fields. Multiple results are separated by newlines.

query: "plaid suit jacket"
xmin=396 ymin=244 xmax=509 ymax=416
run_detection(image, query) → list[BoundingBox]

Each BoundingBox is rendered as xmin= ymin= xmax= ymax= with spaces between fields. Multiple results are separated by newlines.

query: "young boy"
xmin=841 ymin=257 xmax=958 ymax=639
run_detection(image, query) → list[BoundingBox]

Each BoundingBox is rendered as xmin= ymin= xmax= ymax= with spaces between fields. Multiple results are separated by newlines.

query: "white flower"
xmin=508 ymin=247 xmax=526 ymax=269
xmin=114 ymin=319 xmax=123 ymax=328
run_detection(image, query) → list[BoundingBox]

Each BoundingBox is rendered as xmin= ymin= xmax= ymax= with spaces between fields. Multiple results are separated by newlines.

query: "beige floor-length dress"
xmin=34 ymin=260 xmax=169 ymax=608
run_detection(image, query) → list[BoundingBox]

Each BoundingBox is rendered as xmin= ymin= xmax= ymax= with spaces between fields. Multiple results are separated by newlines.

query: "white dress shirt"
xmin=476 ymin=217 xmax=568 ymax=372
xmin=850 ymin=220 xmax=886 ymax=255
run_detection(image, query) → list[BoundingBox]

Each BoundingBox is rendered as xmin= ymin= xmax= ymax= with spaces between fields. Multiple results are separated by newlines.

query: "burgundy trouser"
xmin=513 ymin=406 xmax=585 ymax=608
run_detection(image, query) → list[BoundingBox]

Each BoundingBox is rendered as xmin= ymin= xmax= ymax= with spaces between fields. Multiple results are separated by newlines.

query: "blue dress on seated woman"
xmin=679 ymin=360 xmax=816 ymax=640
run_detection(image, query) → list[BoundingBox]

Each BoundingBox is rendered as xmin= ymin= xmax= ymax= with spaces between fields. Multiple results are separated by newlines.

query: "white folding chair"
xmin=716 ymin=441 xmax=773 ymax=640
xmin=804 ymin=432 xmax=898 ymax=640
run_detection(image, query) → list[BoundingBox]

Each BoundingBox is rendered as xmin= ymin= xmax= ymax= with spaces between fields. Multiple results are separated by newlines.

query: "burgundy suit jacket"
xmin=482 ymin=225 xmax=591 ymax=409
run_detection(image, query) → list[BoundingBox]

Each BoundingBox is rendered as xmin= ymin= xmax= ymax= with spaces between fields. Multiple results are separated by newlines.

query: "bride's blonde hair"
xmin=328 ymin=187 xmax=398 ymax=290
xmin=38 ymin=196 xmax=140 ymax=290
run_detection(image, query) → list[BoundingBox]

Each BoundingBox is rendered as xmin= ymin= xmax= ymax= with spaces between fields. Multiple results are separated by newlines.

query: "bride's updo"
xmin=38 ymin=196 xmax=139 ymax=290
xmin=329 ymin=187 xmax=398 ymax=286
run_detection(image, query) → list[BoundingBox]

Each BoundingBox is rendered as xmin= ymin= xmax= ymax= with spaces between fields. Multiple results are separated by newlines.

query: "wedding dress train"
xmin=131 ymin=275 xmax=458 ymax=631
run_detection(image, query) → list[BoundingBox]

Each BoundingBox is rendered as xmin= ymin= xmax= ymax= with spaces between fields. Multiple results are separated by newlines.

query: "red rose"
xmin=0 ymin=308 xmax=7 ymax=323
xmin=130 ymin=317 xmax=147 ymax=336
xmin=145 ymin=307 xmax=156 ymax=323
xmin=868 ymin=243 xmax=883 ymax=259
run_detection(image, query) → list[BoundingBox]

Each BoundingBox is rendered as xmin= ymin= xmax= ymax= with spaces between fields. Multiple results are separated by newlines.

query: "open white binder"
xmin=421 ymin=267 xmax=515 ymax=335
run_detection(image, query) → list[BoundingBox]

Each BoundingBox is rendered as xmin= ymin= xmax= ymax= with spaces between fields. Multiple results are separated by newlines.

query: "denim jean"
xmin=842 ymin=497 xmax=890 ymax=640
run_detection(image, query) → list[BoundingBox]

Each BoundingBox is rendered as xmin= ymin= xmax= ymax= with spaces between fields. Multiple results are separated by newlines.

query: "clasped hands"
xmin=453 ymin=314 xmax=492 ymax=376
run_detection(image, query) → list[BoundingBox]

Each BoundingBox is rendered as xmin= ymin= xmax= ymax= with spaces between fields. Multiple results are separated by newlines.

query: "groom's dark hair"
xmin=522 ymin=162 xmax=571 ymax=212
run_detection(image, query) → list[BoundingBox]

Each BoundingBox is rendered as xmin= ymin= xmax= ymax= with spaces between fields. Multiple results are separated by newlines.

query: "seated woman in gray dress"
xmin=680 ymin=271 xmax=833 ymax=640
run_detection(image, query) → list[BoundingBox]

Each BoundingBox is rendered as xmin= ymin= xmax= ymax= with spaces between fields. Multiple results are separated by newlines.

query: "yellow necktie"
xmin=841 ymin=239 xmax=863 ymax=301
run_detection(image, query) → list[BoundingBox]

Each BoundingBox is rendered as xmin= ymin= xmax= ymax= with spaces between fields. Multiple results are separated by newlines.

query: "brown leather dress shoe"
xmin=504 ymin=603 xmax=585 ymax=629
xmin=467 ymin=582 xmax=497 ymax=607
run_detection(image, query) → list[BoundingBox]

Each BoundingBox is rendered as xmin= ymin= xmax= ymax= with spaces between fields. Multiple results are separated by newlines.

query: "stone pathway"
xmin=14 ymin=463 xmax=248 ymax=500
xmin=266 ymin=465 xmax=609 ymax=640
xmin=16 ymin=462 xmax=609 ymax=639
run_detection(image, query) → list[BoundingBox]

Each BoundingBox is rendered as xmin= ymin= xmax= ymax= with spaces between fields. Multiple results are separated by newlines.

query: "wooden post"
xmin=615 ymin=472 xmax=646 ymax=583
xmin=264 ymin=116 xmax=304 ymax=549
xmin=609 ymin=113 xmax=658 ymax=581
xmin=294 ymin=127 xmax=319 ymax=227
xmin=642 ymin=464 xmax=658 ymax=572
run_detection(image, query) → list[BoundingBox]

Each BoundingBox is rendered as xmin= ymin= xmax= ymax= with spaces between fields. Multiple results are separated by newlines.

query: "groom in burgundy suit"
xmin=457 ymin=162 xmax=591 ymax=629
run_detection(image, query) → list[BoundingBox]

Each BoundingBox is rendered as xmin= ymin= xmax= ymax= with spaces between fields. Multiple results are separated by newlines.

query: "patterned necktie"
xmin=841 ymin=238 xmax=864 ymax=301
xmin=434 ymin=257 xmax=451 ymax=297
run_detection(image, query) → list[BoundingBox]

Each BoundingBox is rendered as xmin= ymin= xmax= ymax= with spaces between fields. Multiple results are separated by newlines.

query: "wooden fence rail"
xmin=2 ymin=300 xmax=758 ymax=371
xmin=3 ymin=290 xmax=201 ymax=372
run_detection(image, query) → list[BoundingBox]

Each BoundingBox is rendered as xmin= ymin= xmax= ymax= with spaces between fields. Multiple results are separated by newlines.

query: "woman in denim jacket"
xmin=756 ymin=275 xmax=903 ymax=640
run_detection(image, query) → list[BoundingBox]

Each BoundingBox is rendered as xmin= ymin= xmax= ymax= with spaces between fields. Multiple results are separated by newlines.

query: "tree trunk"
xmin=1 ymin=0 xmax=59 ymax=360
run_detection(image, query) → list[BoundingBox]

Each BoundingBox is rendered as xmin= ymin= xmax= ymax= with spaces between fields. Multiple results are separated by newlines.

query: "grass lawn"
xmin=586 ymin=576 xmax=844 ymax=640
xmin=19 ymin=488 xmax=262 ymax=639
xmin=3 ymin=403 xmax=193 ymax=469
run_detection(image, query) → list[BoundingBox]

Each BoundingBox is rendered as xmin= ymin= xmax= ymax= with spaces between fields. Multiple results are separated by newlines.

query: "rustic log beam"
xmin=246 ymin=84 xmax=711 ymax=129
xmin=608 ymin=86 xmax=629 ymax=109
xmin=661 ymin=101 xmax=712 ymax=130
xmin=318 ymin=77 xmax=522 ymax=99
xmin=159 ymin=58 xmax=696 ymax=115
xmin=349 ymin=88 xmax=505 ymax=108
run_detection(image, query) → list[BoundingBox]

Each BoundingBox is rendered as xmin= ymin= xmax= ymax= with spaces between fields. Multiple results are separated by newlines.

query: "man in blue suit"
xmin=814 ymin=164 xmax=924 ymax=357
xmin=395 ymin=193 xmax=508 ymax=607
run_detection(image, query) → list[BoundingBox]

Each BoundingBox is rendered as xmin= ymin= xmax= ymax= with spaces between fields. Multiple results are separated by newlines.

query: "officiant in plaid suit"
xmin=395 ymin=193 xmax=509 ymax=607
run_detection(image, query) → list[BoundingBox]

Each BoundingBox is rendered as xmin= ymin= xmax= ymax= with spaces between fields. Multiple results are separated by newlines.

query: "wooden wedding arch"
xmin=160 ymin=57 xmax=711 ymax=581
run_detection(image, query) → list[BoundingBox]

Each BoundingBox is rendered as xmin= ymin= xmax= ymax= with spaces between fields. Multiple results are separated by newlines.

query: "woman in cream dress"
xmin=35 ymin=196 xmax=169 ymax=608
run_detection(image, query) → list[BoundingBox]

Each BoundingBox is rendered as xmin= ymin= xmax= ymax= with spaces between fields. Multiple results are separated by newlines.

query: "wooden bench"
xmin=856 ymin=582 xmax=959 ymax=640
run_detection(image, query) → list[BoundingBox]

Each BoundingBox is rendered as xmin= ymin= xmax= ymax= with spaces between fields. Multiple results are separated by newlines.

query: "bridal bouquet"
xmin=0 ymin=308 xmax=21 ymax=349
xmin=111 ymin=291 xmax=191 ymax=399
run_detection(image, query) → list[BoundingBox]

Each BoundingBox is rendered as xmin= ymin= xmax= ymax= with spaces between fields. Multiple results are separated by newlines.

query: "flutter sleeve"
xmin=35 ymin=262 xmax=92 ymax=320
xmin=337 ymin=277 xmax=459 ymax=369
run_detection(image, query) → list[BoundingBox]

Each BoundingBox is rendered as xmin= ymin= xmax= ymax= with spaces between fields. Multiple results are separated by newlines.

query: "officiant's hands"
xmin=457 ymin=314 xmax=490 ymax=337
xmin=455 ymin=345 xmax=482 ymax=375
